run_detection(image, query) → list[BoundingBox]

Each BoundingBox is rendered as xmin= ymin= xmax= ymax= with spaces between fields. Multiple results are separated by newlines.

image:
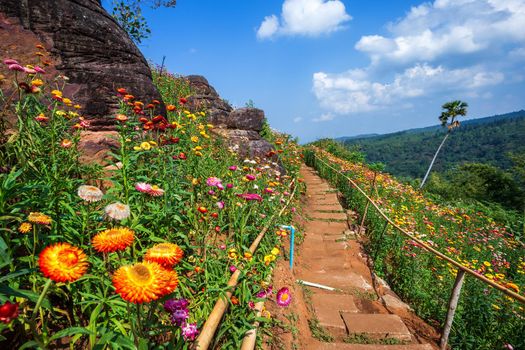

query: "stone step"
xmin=309 ymin=292 xmax=359 ymax=338
xmin=310 ymin=343 xmax=433 ymax=350
xmin=341 ymin=314 xmax=412 ymax=342
xmin=309 ymin=211 xmax=347 ymax=221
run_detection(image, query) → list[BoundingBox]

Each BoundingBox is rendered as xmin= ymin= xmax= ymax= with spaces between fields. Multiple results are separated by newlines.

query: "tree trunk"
xmin=420 ymin=132 xmax=450 ymax=189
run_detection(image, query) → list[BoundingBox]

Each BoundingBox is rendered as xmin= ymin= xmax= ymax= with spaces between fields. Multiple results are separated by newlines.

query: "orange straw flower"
xmin=92 ymin=227 xmax=134 ymax=253
xmin=144 ymin=243 xmax=184 ymax=267
xmin=38 ymin=243 xmax=88 ymax=282
xmin=112 ymin=261 xmax=179 ymax=303
xmin=28 ymin=212 xmax=52 ymax=225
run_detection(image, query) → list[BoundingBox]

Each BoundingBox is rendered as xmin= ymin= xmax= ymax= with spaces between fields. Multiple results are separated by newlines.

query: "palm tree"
xmin=420 ymin=100 xmax=468 ymax=189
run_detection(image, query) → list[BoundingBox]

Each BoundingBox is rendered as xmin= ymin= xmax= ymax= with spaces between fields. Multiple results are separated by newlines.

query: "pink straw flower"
xmin=276 ymin=287 xmax=292 ymax=307
xmin=237 ymin=193 xmax=263 ymax=202
xmin=3 ymin=59 xmax=19 ymax=65
xmin=135 ymin=182 xmax=152 ymax=193
xmin=246 ymin=174 xmax=256 ymax=181
xmin=147 ymin=185 xmax=164 ymax=197
xmin=8 ymin=64 xmax=25 ymax=72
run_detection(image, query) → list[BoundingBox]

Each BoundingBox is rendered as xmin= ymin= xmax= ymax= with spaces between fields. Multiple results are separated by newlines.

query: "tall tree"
xmin=420 ymin=100 xmax=468 ymax=188
xmin=110 ymin=0 xmax=177 ymax=44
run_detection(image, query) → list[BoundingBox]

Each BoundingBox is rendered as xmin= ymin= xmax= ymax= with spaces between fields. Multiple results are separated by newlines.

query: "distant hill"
xmin=340 ymin=110 xmax=525 ymax=179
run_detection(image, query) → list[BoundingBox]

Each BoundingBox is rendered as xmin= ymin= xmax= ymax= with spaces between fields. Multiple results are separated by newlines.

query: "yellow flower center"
xmin=281 ymin=293 xmax=289 ymax=301
xmin=129 ymin=264 xmax=152 ymax=285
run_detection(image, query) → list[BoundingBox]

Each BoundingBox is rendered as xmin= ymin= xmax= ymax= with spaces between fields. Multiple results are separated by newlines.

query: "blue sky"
xmin=103 ymin=0 xmax=525 ymax=143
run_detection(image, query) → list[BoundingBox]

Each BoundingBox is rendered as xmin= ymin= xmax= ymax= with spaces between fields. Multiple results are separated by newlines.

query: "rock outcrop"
xmin=185 ymin=75 xmax=275 ymax=160
xmin=0 ymin=0 xmax=164 ymax=130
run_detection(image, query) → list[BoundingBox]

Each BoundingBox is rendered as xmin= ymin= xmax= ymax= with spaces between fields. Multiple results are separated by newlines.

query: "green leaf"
xmin=48 ymin=327 xmax=93 ymax=342
xmin=0 ymin=269 xmax=34 ymax=284
xmin=0 ymin=285 xmax=51 ymax=309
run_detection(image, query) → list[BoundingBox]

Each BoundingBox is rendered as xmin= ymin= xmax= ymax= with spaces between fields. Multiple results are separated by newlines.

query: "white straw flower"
xmin=105 ymin=202 xmax=130 ymax=220
xmin=77 ymin=185 xmax=104 ymax=202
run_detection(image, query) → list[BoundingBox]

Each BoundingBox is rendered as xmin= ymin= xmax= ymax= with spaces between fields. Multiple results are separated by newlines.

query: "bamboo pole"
xmin=440 ymin=270 xmax=466 ymax=350
xmin=195 ymin=181 xmax=297 ymax=350
xmin=358 ymin=172 xmax=377 ymax=235
xmin=239 ymin=301 xmax=265 ymax=350
xmin=311 ymin=151 xmax=525 ymax=304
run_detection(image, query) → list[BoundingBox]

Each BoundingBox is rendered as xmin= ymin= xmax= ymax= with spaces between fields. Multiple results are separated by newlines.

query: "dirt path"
xmin=266 ymin=165 xmax=440 ymax=350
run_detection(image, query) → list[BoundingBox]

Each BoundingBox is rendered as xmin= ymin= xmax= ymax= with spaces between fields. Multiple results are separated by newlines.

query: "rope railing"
xmin=195 ymin=180 xmax=298 ymax=350
xmin=307 ymin=149 xmax=524 ymax=350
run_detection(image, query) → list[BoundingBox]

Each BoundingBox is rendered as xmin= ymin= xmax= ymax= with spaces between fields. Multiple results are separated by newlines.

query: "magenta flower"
xmin=229 ymin=265 xmax=237 ymax=273
xmin=248 ymin=301 xmax=255 ymax=309
xmin=219 ymin=244 xmax=226 ymax=250
xmin=206 ymin=177 xmax=222 ymax=187
xmin=256 ymin=285 xmax=273 ymax=299
xmin=276 ymin=287 xmax=292 ymax=307
xmin=226 ymin=183 xmax=234 ymax=189
xmin=8 ymin=64 xmax=25 ymax=72
xmin=208 ymin=190 xmax=215 ymax=195
xmin=216 ymin=201 xmax=225 ymax=209
xmin=264 ymin=188 xmax=274 ymax=194
xmin=245 ymin=174 xmax=256 ymax=181
xmin=3 ymin=59 xmax=19 ymax=65
xmin=237 ymin=193 xmax=263 ymax=202
xmin=34 ymin=66 xmax=45 ymax=74
xmin=164 ymin=298 xmax=189 ymax=313
xmin=228 ymin=165 xmax=237 ymax=171
xmin=170 ymin=308 xmax=189 ymax=326
xmin=181 ymin=322 xmax=199 ymax=341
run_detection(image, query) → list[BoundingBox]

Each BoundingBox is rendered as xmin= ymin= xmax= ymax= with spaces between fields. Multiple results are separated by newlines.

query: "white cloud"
xmin=313 ymin=64 xmax=504 ymax=113
xmin=257 ymin=0 xmax=351 ymax=39
xmin=356 ymin=0 xmax=525 ymax=65
xmin=293 ymin=116 xmax=303 ymax=123
xmin=313 ymin=0 xmax=523 ymax=115
xmin=257 ymin=15 xmax=279 ymax=40
xmin=313 ymin=113 xmax=335 ymax=122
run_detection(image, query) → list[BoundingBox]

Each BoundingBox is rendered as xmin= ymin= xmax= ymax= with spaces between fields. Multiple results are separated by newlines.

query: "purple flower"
xmin=226 ymin=183 xmax=234 ymax=189
xmin=229 ymin=265 xmax=237 ymax=273
xmin=206 ymin=177 xmax=222 ymax=187
xmin=276 ymin=287 xmax=292 ymax=307
xmin=208 ymin=190 xmax=215 ymax=195
xmin=256 ymin=285 xmax=273 ymax=299
xmin=228 ymin=165 xmax=237 ymax=171
xmin=181 ymin=322 xmax=199 ymax=341
xmin=246 ymin=174 xmax=256 ymax=181
xmin=164 ymin=298 xmax=189 ymax=313
xmin=237 ymin=193 xmax=263 ymax=202
xmin=170 ymin=308 xmax=189 ymax=326
xmin=216 ymin=201 xmax=225 ymax=209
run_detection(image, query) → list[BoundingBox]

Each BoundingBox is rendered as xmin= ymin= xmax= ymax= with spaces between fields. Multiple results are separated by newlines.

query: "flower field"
xmin=0 ymin=50 xmax=302 ymax=349
xmin=305 ymin=146 xmax=525 ymax=350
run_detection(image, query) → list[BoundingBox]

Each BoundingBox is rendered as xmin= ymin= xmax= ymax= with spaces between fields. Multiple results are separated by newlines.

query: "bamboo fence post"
xmin=358 ymin=172 xmax=377 ymax=235
xmin=440 ymin=270 xmax=466 ymax=350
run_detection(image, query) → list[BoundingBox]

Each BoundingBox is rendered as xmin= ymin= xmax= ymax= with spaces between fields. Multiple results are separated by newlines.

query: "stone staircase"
xmin=296 ymin=165 xmax=435 ymax=350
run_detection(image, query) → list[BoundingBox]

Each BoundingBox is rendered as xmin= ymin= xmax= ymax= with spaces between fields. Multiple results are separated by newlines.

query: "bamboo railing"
xmin=308 ymin=150 xmax=524 ymax=349
xmin=195 ymin=180 xmax=297 ymax=350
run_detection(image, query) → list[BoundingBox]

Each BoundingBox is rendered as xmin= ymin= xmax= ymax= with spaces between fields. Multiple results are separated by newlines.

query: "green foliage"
xmin=312 ymin=138 xmax=365 ymax=164
xmin=112 ymin=1 xmax=151 ymax=44
xmin=111 ymin=0 xmax=177 ymax=44
xmin=342 ymin=111 xmax=525 ymax=179
xmin=425 ymin=162 xmax=524 ymax=212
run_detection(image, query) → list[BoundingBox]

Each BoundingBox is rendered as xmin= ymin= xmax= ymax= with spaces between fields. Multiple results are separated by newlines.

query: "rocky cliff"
xmin=0 ymin=0 xmax=163 ymax=130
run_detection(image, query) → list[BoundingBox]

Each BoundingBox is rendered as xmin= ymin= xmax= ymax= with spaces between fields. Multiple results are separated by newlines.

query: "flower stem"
xmin=30 ymin=278 xmax=53 ymax=349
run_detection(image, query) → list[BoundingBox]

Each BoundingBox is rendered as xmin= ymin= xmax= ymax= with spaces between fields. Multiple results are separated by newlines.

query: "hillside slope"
xmin=341 ymin=110 xmax=525 ymax=178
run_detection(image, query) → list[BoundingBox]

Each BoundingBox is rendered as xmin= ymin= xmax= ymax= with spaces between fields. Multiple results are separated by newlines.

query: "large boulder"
xmin=185 ymin=76 xmax=276 ymax=161
xmin=0 ymin=0 xmax=164 ymax=130
xmin=185 ymin=75 xmax=232 ymax=127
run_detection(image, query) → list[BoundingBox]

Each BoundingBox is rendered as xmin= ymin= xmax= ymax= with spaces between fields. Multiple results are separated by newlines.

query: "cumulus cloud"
xmin=313 ymin=64 xmax=504 ymax=113
xmin=257 ymin=0 xmax=351 ymax=39
xmin=356 ymin=0 xmax=525 ymax=65
xmin=313 ymin=0 xmax=523 ymax=116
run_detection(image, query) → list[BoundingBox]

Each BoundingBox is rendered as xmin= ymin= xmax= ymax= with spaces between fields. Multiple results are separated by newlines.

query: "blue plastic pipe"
xmin=279 ymin=225 xmax=295 ymax=270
